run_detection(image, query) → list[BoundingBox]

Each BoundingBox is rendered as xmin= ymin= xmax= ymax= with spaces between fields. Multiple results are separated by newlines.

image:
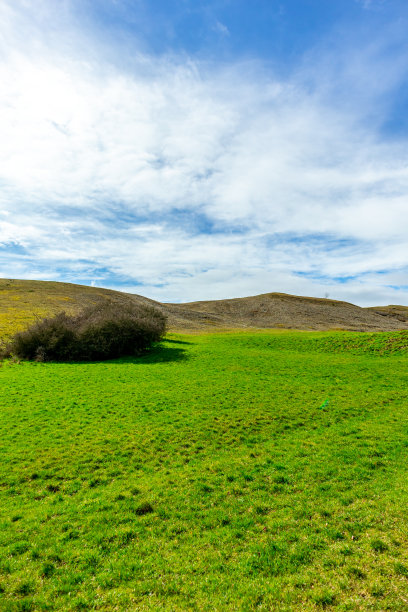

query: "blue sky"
xmin=0 ymin=0 xmax=408 ymax=305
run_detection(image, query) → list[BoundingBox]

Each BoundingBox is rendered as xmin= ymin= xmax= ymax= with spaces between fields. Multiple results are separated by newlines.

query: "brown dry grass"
xmin=1 ymin=279 xmax=407 ymax=339
xmin=367 ymin=304 xmax=408 ymax=323
xmin=165 ymin=292 xmax=408 ymax=332
xmin=0 ymin=279 xmax=154 ymax=340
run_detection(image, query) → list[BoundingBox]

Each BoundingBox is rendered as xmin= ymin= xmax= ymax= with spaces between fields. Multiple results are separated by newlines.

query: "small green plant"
xmin=312 ymin=590 xmax=337 ymax=607
xmin=14 ymin=581 xmax=34 ymax=596
xmin=134 ymin=502 xmax=154 ymax=516
xmin=371 ymin=539 xmax=389 ymax=553
xmin=395 ymin=562 xmax=408 ymax=576
xmin=347 ymin=566 xmax=366 ymax=579
xmin=40 ymin=563 xmax=55 ymax=578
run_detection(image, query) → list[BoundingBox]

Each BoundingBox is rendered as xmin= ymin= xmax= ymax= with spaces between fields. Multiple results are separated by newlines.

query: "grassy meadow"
xmin=1 ymin=330 xmax=408 ymax=610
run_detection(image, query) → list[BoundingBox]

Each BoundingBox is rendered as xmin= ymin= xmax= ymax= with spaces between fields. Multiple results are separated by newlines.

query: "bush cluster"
xmin=2 ymin=301 xmax=166 ymax=362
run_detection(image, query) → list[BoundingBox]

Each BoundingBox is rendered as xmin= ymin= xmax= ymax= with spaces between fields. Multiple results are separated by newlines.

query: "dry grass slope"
xmin=165 ymin=292 xmax=408 ymax=332
xmin=367 ymin=304 xmax=408 ymax=323
xmin=1 ymin=279 xmax=408 ymax=338
xmin=0 ymin=279 xmax=156 ymax=340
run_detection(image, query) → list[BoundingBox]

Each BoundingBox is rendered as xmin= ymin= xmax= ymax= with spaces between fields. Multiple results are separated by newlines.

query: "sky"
xmin=1 ymin=0 xmax=408 ymax=305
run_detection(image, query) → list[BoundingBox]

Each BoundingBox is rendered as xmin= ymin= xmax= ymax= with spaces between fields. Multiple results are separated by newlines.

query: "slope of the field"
xmin=1 ymin=279 xmax=408 ymax=336
xmin=1 ymin=330 xmax=408 ymax=610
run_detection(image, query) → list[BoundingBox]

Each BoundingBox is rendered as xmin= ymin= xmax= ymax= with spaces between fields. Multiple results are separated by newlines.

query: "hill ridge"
xmin=1 ymin=278 xmax=407 ymax=336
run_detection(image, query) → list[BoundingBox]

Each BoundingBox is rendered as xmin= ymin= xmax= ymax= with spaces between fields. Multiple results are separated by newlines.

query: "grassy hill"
xmin=1 ymin=279 xmax=408 ymax=338
xmin=1 ymin=330 xmax=408 ymax=609
xmin=0 ymin=279 xmax=156 ymax=341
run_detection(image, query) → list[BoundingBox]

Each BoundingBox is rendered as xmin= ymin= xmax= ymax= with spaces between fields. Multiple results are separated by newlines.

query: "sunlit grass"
xmin=0 ymin=279 xmax=128 ymax=342
xmin=0 ymin=330 xmax=408 ymax=609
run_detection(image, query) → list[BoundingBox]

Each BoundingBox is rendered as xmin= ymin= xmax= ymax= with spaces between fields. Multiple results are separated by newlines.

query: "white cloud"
xmin=0 ymin=0 xmax=408 ymax=306
xmin=213 ymin=20 xmax=230 ymax=36
xmin=357 ymin=0 xmax=386 ymax=9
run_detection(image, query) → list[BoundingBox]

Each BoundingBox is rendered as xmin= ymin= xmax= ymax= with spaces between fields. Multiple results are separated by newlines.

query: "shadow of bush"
xmin=58 ymin=345 xmax=188 ymax=365
xmin=125 ymin=345 xmax=188 ymax=364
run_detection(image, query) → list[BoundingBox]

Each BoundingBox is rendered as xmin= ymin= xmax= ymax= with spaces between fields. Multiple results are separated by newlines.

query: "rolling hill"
xmin=1 ymin=278 xmax=407 ymax=338
xmin=164 ymin=292 xmax=408 ymax=332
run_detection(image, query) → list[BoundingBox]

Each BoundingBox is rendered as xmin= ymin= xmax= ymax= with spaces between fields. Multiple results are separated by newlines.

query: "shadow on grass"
xmin=128 ymin=345 xmax=188 ymax=364
xmin=164 ymin=338 xmax=194 ymax=346
xmin=53 ymin=344 xmax=188 ymax=366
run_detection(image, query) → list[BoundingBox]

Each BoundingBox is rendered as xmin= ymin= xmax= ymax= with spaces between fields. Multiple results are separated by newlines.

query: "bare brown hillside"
xmin=366 ymin=305 xmax=408 ymax=323
xmin=164 ymin=292 xmax=408 ymax=332
xmin=1 ymin=279 xmax=407 ymax=336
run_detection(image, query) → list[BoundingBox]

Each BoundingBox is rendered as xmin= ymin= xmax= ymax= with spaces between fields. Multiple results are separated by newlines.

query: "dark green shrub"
xmin=4 ymin=312 xmax=77 ymax=362
xmin=72 ymin=302 xmax=166 ymax=361
xmin=3 ymin=301 xmax=166 ymax=362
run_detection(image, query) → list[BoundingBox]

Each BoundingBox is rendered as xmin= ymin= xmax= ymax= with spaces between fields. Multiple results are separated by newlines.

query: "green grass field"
xmin=1 ymin=330 xmax=408 ymax=610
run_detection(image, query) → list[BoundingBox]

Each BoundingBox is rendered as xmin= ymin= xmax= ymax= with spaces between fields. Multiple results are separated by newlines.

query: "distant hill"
xmin=366 ymin=305 xmax=408 ymax=323
xmin=164 ymin=292 xmax=408 ymax=332
xmin=1 ymin=278 xmax=407 ymax=338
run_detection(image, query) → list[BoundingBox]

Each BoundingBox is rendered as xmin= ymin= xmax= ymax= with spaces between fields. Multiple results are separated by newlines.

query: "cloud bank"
xmin=1 ymin=1 xmax=408 ymax=305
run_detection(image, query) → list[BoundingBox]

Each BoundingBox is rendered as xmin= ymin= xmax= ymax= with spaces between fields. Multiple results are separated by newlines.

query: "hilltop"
xmin=1 ymin=278 xmax=407 ymax=338
xmin=164 ymin=292 xmax=408 ymax=332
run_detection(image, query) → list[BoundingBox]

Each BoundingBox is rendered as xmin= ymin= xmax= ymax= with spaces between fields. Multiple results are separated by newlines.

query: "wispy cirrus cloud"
xmin=1 ymin=0 xmax=408 ymax=305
